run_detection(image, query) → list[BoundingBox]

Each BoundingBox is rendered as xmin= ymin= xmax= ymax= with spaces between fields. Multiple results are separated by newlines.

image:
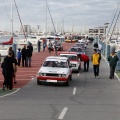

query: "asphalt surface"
xmin=0 ymin=43 xmax=120 ymax=120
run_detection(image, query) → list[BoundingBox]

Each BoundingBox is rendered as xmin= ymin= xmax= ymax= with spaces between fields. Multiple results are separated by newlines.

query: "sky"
xmin=0 ymin=0 xmax=120 ymax=33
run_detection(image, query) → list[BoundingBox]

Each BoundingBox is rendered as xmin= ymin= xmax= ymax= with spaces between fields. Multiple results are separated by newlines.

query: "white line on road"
xmin=115 ymin=73 xmax=120 ymax=82
xmin=58 ymin=107 xmax=68 ymax=119
xmin=0 ymin=79 xmax=30 ymax=82
xmin=0 ymin=88 xmax=20 ymax=99
xmin=73 ymin=87 xmax=77 ymax=95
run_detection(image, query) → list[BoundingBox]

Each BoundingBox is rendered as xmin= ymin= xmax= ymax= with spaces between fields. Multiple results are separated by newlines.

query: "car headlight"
xmin=39 ymin=72 xmax=42 ymax=76
xmin=39 ymin=73 xmax=46 ymax=76
xmin=61 ymin=74 xmax=66 ymax=78
xmin=42 ymin=73 xmax=46 ymax=76
xmin=58 ymin=74 xmax=61 ymax=77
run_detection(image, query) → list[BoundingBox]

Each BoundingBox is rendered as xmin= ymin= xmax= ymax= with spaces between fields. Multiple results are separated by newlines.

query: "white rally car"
xmin=59 ymin=52 xmax=81 ymax=72
xmin=37 ymin=56 xmax=72 ymax=86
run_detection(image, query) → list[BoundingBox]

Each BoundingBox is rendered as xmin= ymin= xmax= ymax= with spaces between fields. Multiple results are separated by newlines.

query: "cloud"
xmin=0 ymin=0 xmax=119 ymax=32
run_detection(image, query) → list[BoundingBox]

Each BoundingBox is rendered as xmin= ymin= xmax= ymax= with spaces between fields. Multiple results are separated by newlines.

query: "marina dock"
xmin=0 ymin=42 xmax=74 ymax=88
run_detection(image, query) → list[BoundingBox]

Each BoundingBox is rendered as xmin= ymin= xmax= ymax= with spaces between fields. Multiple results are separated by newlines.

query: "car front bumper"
xmin=37 ymin=76 xmax=68 ymax=83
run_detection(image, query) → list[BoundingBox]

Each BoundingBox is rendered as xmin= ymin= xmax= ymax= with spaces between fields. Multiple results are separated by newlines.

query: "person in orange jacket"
xmin=79 ymin=54 xmax=89 ymax=72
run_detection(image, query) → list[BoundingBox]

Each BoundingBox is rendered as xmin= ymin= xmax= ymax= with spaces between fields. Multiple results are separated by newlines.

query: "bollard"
xmin=116 ymin=50 xmax=120 ymax=71
xmin=106 ymin=45 xmax=110 ymax=59
xmin=102 ymin=43 xmax=105 ymax=55
xmin=101 ymin=42 xmax=104 ymax=54
xmin=12 ymin=43 xmax=17 ymax=57
xmin=0 ymin=53 xmax=1 ymax=63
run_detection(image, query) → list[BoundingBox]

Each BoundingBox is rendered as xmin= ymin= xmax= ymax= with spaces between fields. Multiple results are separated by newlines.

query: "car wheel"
xmin=37 ymin=79 xmax=42 ymax=85
xmin=77 ymin=66 xmax=81 ymax=73
xmin=70 ymin=75 xmax=72 ymax=81
xmin=65 ymin=77 xmax=70 ymax=86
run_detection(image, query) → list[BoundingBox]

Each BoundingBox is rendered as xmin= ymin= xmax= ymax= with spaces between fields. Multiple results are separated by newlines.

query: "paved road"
xmin=0 ymin=43 xmax=120 ymax=120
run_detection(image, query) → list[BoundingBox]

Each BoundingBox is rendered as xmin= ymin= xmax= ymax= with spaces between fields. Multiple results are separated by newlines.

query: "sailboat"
xmin=16 ymin=1 xmax=65 ymax=48
xmin=0 ymin=0 xmax=14 ymax=57
xmin=1 ymin=37 xmax=13 ymax=45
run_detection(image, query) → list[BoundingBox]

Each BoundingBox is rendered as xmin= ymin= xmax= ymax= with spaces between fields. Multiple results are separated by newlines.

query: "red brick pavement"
xmin=0 ymin=43 xmax=75 ymax=88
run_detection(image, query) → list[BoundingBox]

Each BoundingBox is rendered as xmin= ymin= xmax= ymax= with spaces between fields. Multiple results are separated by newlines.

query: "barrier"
xmin=116 ymin=50 xmax=120 ymax=71
xmin=106 ymin=45 xmax=110 ymax=59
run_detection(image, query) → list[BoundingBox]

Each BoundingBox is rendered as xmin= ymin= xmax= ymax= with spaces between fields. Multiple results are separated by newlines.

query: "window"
xmin=43 ymin=60 xmax=68 ymax=68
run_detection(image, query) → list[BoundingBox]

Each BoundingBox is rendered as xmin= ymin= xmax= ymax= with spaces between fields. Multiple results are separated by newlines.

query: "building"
xmin=20 ymin=25 xmax=31 ymax=35
xmin=89 ymin=27 xmax=106 ymax=37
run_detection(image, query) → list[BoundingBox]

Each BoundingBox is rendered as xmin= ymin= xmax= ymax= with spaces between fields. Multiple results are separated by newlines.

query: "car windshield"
xmin=70 ymin=48 xmax=82 ymax=52
xmin=75 ymin=44 xmax=84 ymax=48
xmin=43 ymin=60 xmax=68 ymax=68
xmin=60 ymin=55 xmax=77 ymax=60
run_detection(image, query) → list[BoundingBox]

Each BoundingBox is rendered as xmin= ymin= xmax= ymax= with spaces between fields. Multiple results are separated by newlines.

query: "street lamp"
xmin=104 ymin=23 xmax=109 ymax=59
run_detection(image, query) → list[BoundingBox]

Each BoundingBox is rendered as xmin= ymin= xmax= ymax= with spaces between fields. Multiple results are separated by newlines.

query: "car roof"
xmin=46 ymin=56 xmax=68 ymax=61
xmin=76 ymin=43 xmax=84 ymax=45
xmin=70 ymin=46 xmax=82 ymax=49
xmin=60 ymin=52 xmax=77 ymax=56
xmin=60 ymin=52 xmax=77 ymax=55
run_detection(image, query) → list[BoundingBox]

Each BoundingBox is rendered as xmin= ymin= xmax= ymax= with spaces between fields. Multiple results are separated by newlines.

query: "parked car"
xmin=77 ymin=41 xmax=87 ymax=48
xmin=59 ymin=52 xmax=81 ymax=72
xmin=37 ymin=56 xmax=72 ymax=86
xmin=73 ymin=43 xmax=86 ymax=50
xmin=55 ymin=43 xmax=63 ymax=51
xmin=68 ymin=46 xmax=85 ymax=55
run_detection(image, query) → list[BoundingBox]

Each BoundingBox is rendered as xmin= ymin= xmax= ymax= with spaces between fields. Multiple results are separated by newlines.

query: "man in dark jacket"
xmin=37 ymin=40 xmax=41 ymax=52
xmin=21 ymin=45 xmax=26 ymax=67
xmin=108 ymin=50 xmax=119 ymax=79
xmin=94 ymin=42 xmax=98 ymax=48
xmin=3 ymin=51 xmax=16 ymax=90
xmin=26 ymin=46 xmax=32 ymax=67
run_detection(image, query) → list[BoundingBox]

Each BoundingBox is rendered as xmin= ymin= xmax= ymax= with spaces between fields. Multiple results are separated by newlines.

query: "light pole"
xmin=104 ymin=23 xmax=109 ymax=59
xmin=37 ymin=25 xmax=40 ymax=36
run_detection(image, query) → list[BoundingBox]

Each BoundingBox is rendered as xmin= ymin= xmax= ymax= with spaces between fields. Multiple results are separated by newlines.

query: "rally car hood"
xmin=38 ymin=67 xmax=68 ymax=74
xmin=70 ymin=60 xmax=78 ymax=64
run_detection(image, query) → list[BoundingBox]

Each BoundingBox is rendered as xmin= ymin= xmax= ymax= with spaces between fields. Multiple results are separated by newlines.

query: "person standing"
xmin=54 ymin=40 xmax=58 ymax=56
xmin=3 ymin=51 xmax=16 ymax=91
xmin=79 ymin=54 xmax=89 ymax=72
xmin=27 ymin=43 xmax=33 ymax=67
xmin=42 ymin=38 xmax=46 ymax=52
xmin=108 ymin=50 xmax=119 ymax=79
xmin=21 ymin=45 xmax=27 ymax=67
xmin=26 ymin=46 xmax=32 ymax=67
xmin=9 ymin=47 xmax=15 ymax=57
xmin=48 ymin=40 xmax=53 ymax=53
xmin=37 ymin=40 xmax=41 ymax=52
xmin=17 ymin=48 xmax=21 ymax=66
xmin=8 ymin=46 xmax=17 ymax=84
xmin=94 ymin=42 xmax=98 ymax=49
xmin=1 ymin=58 xmax=8 ymax=91
xmin=91 ymin=49 xmax=101 ymax=78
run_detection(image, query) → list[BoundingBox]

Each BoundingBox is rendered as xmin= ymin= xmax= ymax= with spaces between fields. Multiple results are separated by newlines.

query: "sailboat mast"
xmin=46 ymin=1 xmax=56 ymax=34
xmin=11 ymin=0 xmax=13 ymax=38
xmin=46 ymin=0 xmax=47 ymax=35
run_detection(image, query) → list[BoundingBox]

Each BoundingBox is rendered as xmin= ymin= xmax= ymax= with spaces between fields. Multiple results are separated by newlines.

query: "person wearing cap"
xmin=108 ymin=50 xmax=119 ymax=79
xmin=91 ymin=49 xmax=101 ymax=78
